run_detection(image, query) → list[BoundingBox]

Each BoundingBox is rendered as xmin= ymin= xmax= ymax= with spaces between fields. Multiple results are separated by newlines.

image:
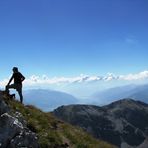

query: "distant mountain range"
xmin=23 ymin=89 xmax=78 ymax=111
xmin=53 ymin=99 xmax=148 ymax=147
xmin=22 ymin=84 xmax=148 ymax=111
xmin=89 ymin=84 xmax=148 ymax=105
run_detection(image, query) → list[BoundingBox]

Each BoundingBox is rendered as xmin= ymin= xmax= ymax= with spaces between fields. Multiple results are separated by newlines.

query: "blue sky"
xmin=0 ymin=0 xmax=148 ymax=97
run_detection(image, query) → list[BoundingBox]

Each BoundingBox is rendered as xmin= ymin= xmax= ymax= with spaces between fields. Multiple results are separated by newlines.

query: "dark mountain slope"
xmin=53 ymin=99 xmax=148 ymax=147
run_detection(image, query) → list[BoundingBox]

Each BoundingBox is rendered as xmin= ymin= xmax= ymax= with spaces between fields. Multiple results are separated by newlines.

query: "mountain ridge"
xmin=53 ymin=98 xmax=148 ymax=147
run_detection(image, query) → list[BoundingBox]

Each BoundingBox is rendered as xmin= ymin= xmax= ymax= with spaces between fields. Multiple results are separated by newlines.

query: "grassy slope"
xmin=4 ymin=96 xmax=116 ymax=148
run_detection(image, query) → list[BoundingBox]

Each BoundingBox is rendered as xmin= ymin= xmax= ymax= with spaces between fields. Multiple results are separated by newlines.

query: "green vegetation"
xmin=5 ymin=97 xmax=116 ymax=148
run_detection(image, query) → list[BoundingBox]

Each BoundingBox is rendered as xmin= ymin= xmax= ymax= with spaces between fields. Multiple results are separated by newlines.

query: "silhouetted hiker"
xmin=5 ymin=67 xmax=25 ymax=103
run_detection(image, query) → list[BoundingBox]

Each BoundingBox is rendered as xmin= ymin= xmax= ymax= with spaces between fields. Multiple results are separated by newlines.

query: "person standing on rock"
xmin=5 ymin=67 xmax=25 ymax=103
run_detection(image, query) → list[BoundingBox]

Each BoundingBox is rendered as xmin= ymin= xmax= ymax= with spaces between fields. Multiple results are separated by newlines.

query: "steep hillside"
xmin=53 ymin=99 xmax=148 ymax=147
xmin=0 ymin=91 xmax=115 ymax=148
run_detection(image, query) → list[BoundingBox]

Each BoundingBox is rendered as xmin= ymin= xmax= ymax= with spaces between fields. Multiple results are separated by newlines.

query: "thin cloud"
xmin=125 ymin=36 xmax=138 ymax=44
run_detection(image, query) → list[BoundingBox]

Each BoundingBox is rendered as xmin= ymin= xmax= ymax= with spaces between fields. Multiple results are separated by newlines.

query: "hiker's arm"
xmin=21 ymin=75 xmax=25 ymax=82
xmin=7 ymin=75 xmax=13 ymax=85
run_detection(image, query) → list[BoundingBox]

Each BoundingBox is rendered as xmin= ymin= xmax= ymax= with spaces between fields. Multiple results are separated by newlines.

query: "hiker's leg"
xmin=18 ymin=90 xmax=23 ymax=104
xmin=6 ymin=84 xmax=16 ymax=89
xmin=5 ymin=85 xmax=9 ymax=94
xmin=5 ymin=84 xmax=16 ymax=94
xmin=17 ymin=85 xmax=23 ymax=103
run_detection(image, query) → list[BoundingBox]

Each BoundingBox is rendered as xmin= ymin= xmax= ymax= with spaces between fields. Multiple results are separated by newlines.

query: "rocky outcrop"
xmin=0 ymin=91 xmax=39 ymax=148
xmin=53 ymin=99 xmax=148 ymax=147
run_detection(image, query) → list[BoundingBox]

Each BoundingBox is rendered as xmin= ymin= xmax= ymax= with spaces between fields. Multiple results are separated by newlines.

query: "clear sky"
xmin=0 ymin=0 xmax=148 ymax=97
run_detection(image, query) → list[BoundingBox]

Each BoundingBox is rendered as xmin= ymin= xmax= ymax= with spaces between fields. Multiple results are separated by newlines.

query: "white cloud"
xmin=86 ymin=76 xmax=102 ymax=82
xmin=119 ymin=71 xmax=148 ymax=81
xmin=103 ymin=73 xmax=117 ymax=81
xmin=23 ymin=70 xmax=148 ymax=86
xmin=22 ymin=74 xmax=103 ymax=87
xmin=0 ymin=71 xmax=148 ymax=88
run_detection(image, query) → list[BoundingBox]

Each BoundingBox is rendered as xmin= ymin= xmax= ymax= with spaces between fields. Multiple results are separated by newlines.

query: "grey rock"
xmin=0 ymin=92 xmax=10 ymax=115
xmin=0 ymin=91 xmax=39 ymax=148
